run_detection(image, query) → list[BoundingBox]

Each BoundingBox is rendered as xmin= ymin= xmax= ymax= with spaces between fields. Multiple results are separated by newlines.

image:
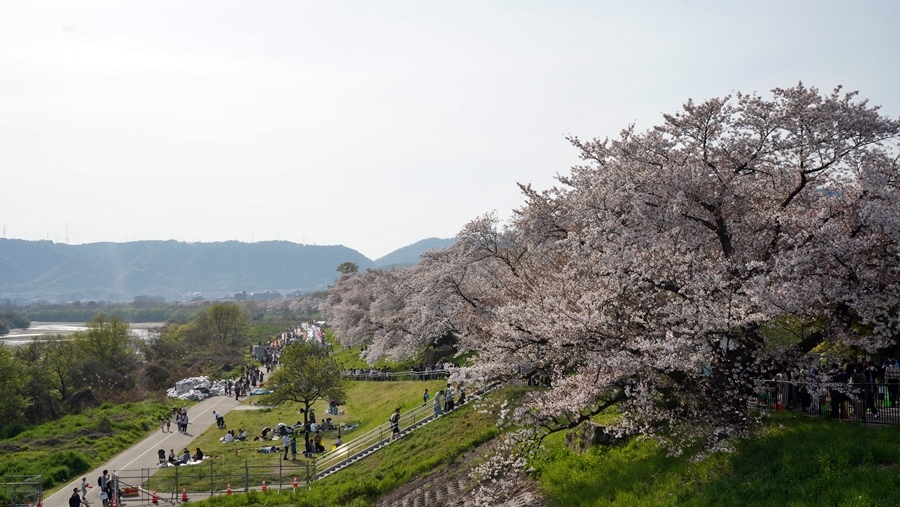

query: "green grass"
xmin=532 ymin=411 xmax=900 ymax=506
xmin=0 ymin=400 xmax=172 ymax=489
xmin=331 ymin=345 xmax=369 ymax=371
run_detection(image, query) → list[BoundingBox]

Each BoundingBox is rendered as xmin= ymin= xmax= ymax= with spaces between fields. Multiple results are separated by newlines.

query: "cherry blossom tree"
xmin=328 ymin=84 xmax=900 ymax=471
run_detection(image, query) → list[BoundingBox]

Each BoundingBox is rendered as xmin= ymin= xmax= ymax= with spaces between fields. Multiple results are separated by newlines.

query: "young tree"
xmin=203 ymin=302 xmax=249 ymax=346
xmin=266 ymin=341 xmax=346 ymax=424
xmin=74 ymin=313 xmax=139 ymax=375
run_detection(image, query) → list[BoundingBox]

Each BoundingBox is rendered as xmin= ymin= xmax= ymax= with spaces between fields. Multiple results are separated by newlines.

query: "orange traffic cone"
xmin=261 ymin=479 xmax=267 ymax=493
xmin=226 ymin=482 xmax=232 ymax=496
xmin=182 ymin=487 xmax=188 ymax=502
xmin=151 ymin=489 xmax=158 ymax=504
xmin=293 ymin=476 xmax=298 ymax=491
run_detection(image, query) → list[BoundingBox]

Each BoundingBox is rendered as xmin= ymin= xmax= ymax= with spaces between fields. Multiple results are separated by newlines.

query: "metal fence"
xmin=0 ymin=475 xmax=42 ymax=507
xmin=756 ymin=380 xmax=900 ymax=425
xmin=112 ymin=456 xmax=313 ymax=504
xmin=342 ymin=369 xmax=449 ymax=381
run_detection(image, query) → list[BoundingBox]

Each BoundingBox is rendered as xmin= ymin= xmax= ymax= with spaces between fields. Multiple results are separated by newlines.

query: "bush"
xmin=0 ymin=422 xmax=26 ymax=440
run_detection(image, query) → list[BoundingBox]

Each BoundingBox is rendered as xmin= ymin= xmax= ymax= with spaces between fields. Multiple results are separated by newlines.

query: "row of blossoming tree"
xmin=325 ymin=84 xmax=900 ymax=475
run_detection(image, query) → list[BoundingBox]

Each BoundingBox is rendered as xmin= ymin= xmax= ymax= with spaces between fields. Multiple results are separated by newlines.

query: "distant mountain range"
xmin=0 ymin=237 xmax=456 ymax=303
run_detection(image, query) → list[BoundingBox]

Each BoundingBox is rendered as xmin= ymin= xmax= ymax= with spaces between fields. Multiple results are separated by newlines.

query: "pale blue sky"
xmin=1 ymin=0 xmax=898 ymax=259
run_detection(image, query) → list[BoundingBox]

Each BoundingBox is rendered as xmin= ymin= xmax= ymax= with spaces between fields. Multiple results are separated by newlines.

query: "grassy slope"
xmin=533 ymin=411 xmax=900 ymax=507
xmin=0 ymin=400 xmax=171 ymax=489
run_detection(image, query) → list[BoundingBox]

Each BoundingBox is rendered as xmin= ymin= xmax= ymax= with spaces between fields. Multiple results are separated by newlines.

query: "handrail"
xmin=312 ymin=382 xmax=501 ymax=478
xmin=313 ymin=400 xmax=438 ymax=473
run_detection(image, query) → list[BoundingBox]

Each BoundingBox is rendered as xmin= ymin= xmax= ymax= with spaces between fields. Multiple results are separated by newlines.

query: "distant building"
xmin=133 ymin=295 xmax=165 ymax=305
xmin=235 ymin=291 xmax=248 ymax=301
xmin=249 ymin=291 xmax=282 ymax=301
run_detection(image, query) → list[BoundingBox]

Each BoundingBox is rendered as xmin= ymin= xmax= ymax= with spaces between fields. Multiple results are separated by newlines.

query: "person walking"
xmin=444 ymin=383 xmax=455 ymax=412
xmin=434 ymin=390 xmax=444 ymax=416
xmin=423 ymin=389 xmax=430 ymax=406
xmin=389 ymin=408 xmax=401 ymax=441
xmin=282 ymin=432 xmax=291 ymax=460
xmin=69 ymin=488 xmax=82 ymax=507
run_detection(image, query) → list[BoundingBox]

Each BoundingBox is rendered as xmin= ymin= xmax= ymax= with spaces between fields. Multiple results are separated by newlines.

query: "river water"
xmin=0 ymin=322 xmax=165 ymax=346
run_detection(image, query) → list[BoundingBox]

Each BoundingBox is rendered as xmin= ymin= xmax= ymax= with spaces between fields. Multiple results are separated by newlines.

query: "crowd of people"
xmin=342 ymin=362 xmax=453 ymax=381
xmin=765 ymin=357 xmax=900 ymax=420
xmin=235 ymin=408 xmax=342 ymax=459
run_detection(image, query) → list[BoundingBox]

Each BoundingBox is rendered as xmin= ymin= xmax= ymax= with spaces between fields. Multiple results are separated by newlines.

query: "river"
xmin=0 ymin=321 xmax=165 ymax=346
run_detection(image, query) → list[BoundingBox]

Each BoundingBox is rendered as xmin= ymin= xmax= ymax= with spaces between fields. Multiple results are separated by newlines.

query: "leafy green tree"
xmin=0 ymin=310 xmax=30 ymax=335
xmin=74 ymin=313 xmax=139 ymax=375
xmin=186 ymin=303 xmax=249 ymax=346
xmin=267 ymin=341 xmax=346 ymax=424
xmin=0 ymin=346 xmax=29 ymax=425
xmin=337 ymin=262 xmax=359 ymax=276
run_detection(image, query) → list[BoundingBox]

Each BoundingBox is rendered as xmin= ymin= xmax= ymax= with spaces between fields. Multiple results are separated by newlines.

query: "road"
xmin=42 ymin=393 xmax=242 ymax=507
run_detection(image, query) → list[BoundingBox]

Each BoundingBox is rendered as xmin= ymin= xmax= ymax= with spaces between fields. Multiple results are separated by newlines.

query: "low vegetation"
xmin=0 ymin=400 xmax=171 ymax=489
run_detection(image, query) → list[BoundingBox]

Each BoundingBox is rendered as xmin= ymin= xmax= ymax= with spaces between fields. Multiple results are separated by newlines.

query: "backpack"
xmin=98 ymin=476 xmax=103 ymax=487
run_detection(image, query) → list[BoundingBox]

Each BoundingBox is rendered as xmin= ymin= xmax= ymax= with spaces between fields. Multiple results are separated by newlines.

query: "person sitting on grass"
xmin=314 ymin=431 xmax=325 ymax=452
xmin=179 ymin=448 xmax=191 ymax=465
xmin=192 ymin=447 xmax=204 ymax=461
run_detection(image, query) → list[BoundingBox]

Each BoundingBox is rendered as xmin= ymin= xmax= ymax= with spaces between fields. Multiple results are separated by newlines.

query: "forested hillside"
xmin=0 ymin=239 xmax=376 ymax=302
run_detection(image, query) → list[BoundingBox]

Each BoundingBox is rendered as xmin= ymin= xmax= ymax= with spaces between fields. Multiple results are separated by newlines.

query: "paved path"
xmin=43 ymin=394 xmax=243 ymax=507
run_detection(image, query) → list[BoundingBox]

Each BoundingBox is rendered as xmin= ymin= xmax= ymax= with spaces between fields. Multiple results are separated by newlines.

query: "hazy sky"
xmin=2 ymin=1 xmax=898 ymax=260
